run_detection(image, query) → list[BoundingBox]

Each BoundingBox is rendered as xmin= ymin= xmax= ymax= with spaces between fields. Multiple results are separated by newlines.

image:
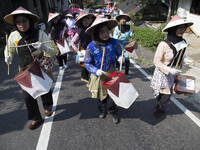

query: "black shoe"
xmin=99 ymin=112 xmax=106 ymax=119
xmin=111 ymin=114 xmax=120 ymax=124
xmin=153 ymin=104 xmax=160 ymax=118
xmin=159 ymin=108 xmax=165 ymax=114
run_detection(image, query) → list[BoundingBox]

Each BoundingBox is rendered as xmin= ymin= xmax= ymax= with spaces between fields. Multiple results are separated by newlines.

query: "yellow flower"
xmin=15 ymin=41 xmax=19 ymax=45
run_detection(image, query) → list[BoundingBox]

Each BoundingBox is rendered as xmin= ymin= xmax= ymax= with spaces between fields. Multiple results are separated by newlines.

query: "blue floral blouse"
xmin=84 ymin=38 xmax=122 ymax=76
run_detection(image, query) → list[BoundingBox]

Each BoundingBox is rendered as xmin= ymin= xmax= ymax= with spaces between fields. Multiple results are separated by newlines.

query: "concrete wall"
xmin=177 ymin=0 xmax=192 ymax=13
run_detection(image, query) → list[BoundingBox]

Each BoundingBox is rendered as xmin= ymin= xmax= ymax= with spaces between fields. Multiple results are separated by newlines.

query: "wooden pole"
xmin=175 ymin=48 xmax=184 ymax=69
xmin=6 ymin=34 xmax=9 ymax=75
xmin=119 ymin=50 xmax=124 ymax=71
xmin=100 ymin=47 xmax=105 ymax=70
xmin=10 ymin=41 xmax=52 ymax=48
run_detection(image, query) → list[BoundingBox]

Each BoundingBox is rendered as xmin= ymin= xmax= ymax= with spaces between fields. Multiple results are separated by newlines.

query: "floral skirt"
xmin=150 ymin=67 xmax=176 ymax=97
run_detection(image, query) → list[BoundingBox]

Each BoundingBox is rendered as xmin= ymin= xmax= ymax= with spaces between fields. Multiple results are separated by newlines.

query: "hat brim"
xmin=116 ymin=14 xmax=131 ymax=22
xmin=75 ymin=13 xmax=95 ymax=26
xmin=48 ymin=13 xmax=60 ymax=23
xmin=4 ymin=11 xmax=39 ymax=24
xmin=162 ymin=19 xmax=193 ymax=32
xmin=86 ymin=19 xmax=118 ymax=35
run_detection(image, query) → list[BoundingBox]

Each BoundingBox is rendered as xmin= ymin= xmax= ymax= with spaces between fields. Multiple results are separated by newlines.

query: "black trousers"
xmin=81 ymin=67 xmax=89 ymax=80
xmin=156 ymin=93 xmax=171 ymax=109
xmin=116 ymin=59 xmax=130 ymax=75
xmin=98 ymin=96 xmax=118 ymax=115
xmin=56 ymin=54 xmax=67 ymax=67
xmin=23 ymin=90 xmax=53 ymax=120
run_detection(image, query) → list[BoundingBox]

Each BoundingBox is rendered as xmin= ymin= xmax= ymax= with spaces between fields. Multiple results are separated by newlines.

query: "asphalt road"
xmin=0 ymin=51 xmax=200 ymax=150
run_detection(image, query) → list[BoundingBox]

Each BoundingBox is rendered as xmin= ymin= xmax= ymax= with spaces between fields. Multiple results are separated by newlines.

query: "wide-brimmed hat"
xmin=48 ymin=12 xmax=60 ymax=23
xmin=4 ymin=6 xmax=39 ymax=24
xmin=163 ymin=15 xmax=193 ymax=32
xmin=86 ymin=16 xmax=118 ymax=35
xmin=104 ymin=13 xmax=112 ymax=19
xmin=66 ymin=13 xmax=73 ymax=18
xmin=75 ymin=11 xmax=95 ymax=26
xmin=115 ymin=14 xmax=131 ymax=22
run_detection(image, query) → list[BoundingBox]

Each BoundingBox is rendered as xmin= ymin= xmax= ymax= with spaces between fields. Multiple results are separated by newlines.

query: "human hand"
xmin=32 ymin=41 xmax=49 ymax=52
xmin=170 ymin=68 xmax=181 ymax=75
xmin=5 ymin=56 xmax=12 ymax=64
xmin=77 ymin=51 xmax=84 ymax=57
xmin=117 ymin=56 xmax=125 ymax=63
xmin=96 ymin=69 xmax=105 ymax=76
xmin=132 ymin=29 xmax=134 ymax=33
xmin=33 ymin=49 xmax=43 ymax=56
xmin=118 ymin=32 xmax=121 ymax=37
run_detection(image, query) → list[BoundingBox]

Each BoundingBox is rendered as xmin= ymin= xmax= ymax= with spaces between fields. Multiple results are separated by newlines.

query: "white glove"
xmin=77 ymin=51 xmax=84 ymax=57
xmin=32 ymin=41 xmax=49 ymax=52
xmin=117 ymin=56 xmax=125 ymax=63
xmin=170 ymin=68 xmax=181 ymax=75
xmin=5 ymin=56 xmax=12 ymax=64
xmin=96 ymin=69 xmax=105 ymax=76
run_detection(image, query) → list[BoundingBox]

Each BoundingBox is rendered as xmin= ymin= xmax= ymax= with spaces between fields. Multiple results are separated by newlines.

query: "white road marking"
xmin=36 ymin=69 xmax=65 ymax=150
xmin=131 ymin=59 xmax=200 ymax=127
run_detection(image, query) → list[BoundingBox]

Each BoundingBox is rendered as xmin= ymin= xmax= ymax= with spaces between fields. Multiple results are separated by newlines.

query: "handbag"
xmin=38 ymin=56 xmax=54 ymax=72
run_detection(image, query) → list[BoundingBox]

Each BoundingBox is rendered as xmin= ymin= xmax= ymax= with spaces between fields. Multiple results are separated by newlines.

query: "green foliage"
xmin=131 ymin=26 xmax=166 ymax=51
xmin=86 ymin=3 xmax=93 ymax=8
xmin=155 ymin=22 xmax=168 ymax=32
xmin=129 ymin=12 xmax=143 ymax=25
xmin=92 ymin=5 xmax=106 ymax=9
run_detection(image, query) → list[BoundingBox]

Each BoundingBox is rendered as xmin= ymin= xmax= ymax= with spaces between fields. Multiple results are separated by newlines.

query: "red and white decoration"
xmin=56 ymin=38 xmax=71 ymax=54
xmin=16 ymin=62 xmax=53 ymax=99
xmin=102 ymin=72 xmax=139 ymax=109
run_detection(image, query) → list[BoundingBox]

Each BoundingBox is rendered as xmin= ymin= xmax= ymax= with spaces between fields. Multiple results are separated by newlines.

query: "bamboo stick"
xmin=10 ymin=41 xmax=52 ymax=48
xmin=175 ymin=48 xmax=184 ymax=69
xmin=100 ymin=47 xmax=105 ymax=70
xmin=120 ymin=50 xmax=124 ymax=71
xmin=6 ymin=34 xmax=10 ymax=75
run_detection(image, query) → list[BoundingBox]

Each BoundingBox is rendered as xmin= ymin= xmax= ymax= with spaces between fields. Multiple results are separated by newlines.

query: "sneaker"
xmin=64 ymin=64 xmax=68 ymax=69
xmin=59 ymin=66 xmax=64 ymax=70
xmin=111 ymin=114 xmax=120 ymax=124
xmin=99 ymin=112 xmax=106 ymax=119
xmin=126 ymin=74 xmax=131 ymax=79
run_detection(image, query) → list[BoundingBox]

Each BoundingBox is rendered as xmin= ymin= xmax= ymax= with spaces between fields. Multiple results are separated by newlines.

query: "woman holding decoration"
xmin=150 ymin=15 xmax=193 ymax=118
xmin=4 ymin=6 xmax=56 ymax=129
xmin=84 ymin=16 xmax=123 ymax=124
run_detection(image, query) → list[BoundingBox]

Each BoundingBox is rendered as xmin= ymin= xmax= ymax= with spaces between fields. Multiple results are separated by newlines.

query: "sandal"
xmin=28 ymin=118 xmax=44 ymax=130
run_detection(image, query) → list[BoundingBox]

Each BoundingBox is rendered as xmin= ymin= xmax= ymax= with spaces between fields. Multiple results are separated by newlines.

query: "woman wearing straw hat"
xmin=71 ymin=11 xmax=96 ymax=83
xmin=84 ymin=16 xmax=123 ymax=124
xmin=113 ymin=14 xmax=134 ymax=79
xmin=65 ymin=13 xmax=76 ymax=38
xmin=150 ymin=15 xmax=193 ymax=118
xmin=48 ymin=12 xmax=69 ymax=70
xmin=4 ymin=6 xmax=56 ymax=129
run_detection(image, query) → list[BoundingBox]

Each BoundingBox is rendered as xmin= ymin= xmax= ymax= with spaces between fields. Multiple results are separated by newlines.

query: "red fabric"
xmin=14 ymin=61 xmax=44 ymax=88
xmin=102 ymin=72 xmax=130 ymax=97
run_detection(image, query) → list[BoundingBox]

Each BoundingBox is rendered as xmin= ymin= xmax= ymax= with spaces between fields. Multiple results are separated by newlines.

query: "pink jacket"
xmin=154 ymin=41 xmax=174 ymax=75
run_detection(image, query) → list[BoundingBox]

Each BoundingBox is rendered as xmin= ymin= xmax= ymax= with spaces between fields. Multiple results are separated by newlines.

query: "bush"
xmin=131 ymin=26 xmax=166 ymax=51
xmin=92 ymin=5 xmax=106 ymax=9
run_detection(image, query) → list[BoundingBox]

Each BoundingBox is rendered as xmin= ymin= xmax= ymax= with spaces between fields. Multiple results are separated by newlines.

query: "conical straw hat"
xmin=162 ymin=15 xmax=193 ymax=32
xmin=86 ymin=16 xmax=118 ymax=35
xmin=48 ymin=13 xmax=60 ymax=23
xmin=4 ymin=6 xmax=39 ymax=24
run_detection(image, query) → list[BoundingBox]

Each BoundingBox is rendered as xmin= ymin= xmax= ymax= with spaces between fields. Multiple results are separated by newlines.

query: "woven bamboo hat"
xmin=4 ymin=6 xmax=39 ymax=24
xmin=48 ymin=12 xmax=60 ymax=23
xmin=163 ymin=15 xmax=193 ymax=32
xmin=86 ymin=16 xmax=118 ymax=35
xmin=75 ymin=11 xmax=95 ymax=26
xmin=115 ymin=14 xmax=131 ymax=22
xmin=66 ymin=13 xmax=74 ymax=18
